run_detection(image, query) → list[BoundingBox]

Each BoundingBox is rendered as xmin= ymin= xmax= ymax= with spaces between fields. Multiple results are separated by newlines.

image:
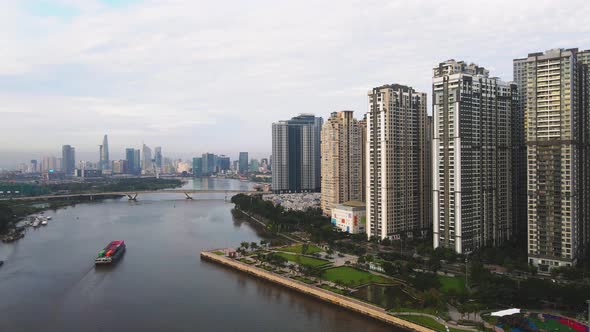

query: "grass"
xmin=274 ymin=252 xmax=330 ymax=268
xmin=292 ymin=276 xmax=316 ymax=284
xmin=321 ymin=266 xmax=395 ymax=287
xmin=260 ymin=265 xmax=274 ymax=271
xmin=278 ymin=244 xmax=323 ymax=255
xmin=389 ymin=307 xmax=443 ymax=317
xmin=396 ymin=315 xmax=471 ymax=332
xmin=320 ymin=284 xmax=346 ymax=295
xmin=438 ymin=275 xmax=465 ymax=294
xmin=212 ymin=251 xmax=225 ymax=256
xmin=238 ymin=258 xmax=255 ymax=265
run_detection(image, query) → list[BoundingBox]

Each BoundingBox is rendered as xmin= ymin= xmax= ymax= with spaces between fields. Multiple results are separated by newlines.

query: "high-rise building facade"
xmin=366 ymin=84 xmax=430 ymax=240
xmin=125 ymin=148 xmax=137 ymax=174
xmin=99 ymin=135 xmax=110 ymax=170
xmin=217 ymin=155 xmax=230 ymax=172
xmin=359 ymin=116 xmax=367 ymax=203
xmin=61 ymin=145 xmax=76 ymax=176
xmin=134 ymin=149 xmax=141 ymax=174
xmin=238 ymin=152 xmax=249 ymax=175
xmin=202 ymin=153 xmax=216 ymax=176
xmin=320 ymin=111 xmax=362 ymax=215
xmin=516 ymin=48 xmax=590 ymax=270
xmin=272 ymin=114 xmax=323 ymax=193
xmin=142 ymin=144 xmax=152 ymax=174
xmin=154 ymin=147 xmax=162 ymax=170
xmin=433 ymin=60 xmax=515 ymax=254
xmin=192 ymin=157 xmax=203 ymax=177
xmin=112 ymin=160 xmax=128 ymax=174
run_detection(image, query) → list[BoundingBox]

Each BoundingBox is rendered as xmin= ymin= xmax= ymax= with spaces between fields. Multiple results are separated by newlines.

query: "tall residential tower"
xmin=320 ymin=111 xmax=362 ymax=215
xmin=432 ymin=60 xmax=516 ymax=254
xmin=366 ymin=84 xmax=431 ymax=240
xmin=515 ymin=48 xmax=590 ymax=271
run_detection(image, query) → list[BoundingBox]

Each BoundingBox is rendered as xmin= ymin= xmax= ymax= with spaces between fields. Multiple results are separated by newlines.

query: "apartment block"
xmin=366 ymin=84 xmax=430 ymax=240
xmin=433 ymin=60 xmax=515 ymax=254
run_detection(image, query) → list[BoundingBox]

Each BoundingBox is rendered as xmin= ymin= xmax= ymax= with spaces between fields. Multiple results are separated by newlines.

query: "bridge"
xmin=2 ymin=189 xmax=262 ymax=202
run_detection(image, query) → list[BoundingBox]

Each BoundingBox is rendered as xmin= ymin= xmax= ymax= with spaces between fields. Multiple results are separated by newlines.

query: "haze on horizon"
xmin=1 ymin=0 xmax=589 ymax=167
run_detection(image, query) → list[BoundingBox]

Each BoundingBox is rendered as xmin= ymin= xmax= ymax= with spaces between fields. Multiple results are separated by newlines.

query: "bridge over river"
xmin=1 ymin=189 xmax=261 ymax=201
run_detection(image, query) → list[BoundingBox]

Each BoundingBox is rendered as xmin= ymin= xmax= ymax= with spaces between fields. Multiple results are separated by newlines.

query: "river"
xmin=0 ymin=179 xmax=397 ymax=332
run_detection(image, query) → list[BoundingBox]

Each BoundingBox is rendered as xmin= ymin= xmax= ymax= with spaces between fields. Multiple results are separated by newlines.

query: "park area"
xmin=274 ymin=252 xmax=331 ymax=268
xmin=277 ymin=244 xmax=323 ymax=255
xmin=321 ymin=266 xmax=394 ymax=287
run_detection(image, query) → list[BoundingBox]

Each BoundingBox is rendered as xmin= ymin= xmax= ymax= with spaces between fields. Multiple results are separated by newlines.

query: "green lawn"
xmin=278 ymin=244 xmax=323 ymax=255
xmin=396 ymin=315 xmax=471 ymax=332
xmin=321 ymin=267 xmax=395 ymax=287
xmin=320 ymin=284 xmax=346 ymax=295
xmin=212 ymin=250 xmax=225 ymax=256
xmin=292 ymin=276 xmax=316 ymax=284
xmin=438 ymin=275 xmax=465 ymax=294
xmin=274 ymin=252 xmax=330 ymax=268
xmin=238 ymin=258 xmax=255 ymax=265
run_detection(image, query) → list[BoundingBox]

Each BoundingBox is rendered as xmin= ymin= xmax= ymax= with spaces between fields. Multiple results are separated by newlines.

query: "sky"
xmin=1 ymin=0 xmax=589 ymax=167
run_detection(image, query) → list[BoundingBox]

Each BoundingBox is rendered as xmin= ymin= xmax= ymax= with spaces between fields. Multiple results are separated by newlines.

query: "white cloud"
xmin=1 ymin=0 xmax=590 ymax=166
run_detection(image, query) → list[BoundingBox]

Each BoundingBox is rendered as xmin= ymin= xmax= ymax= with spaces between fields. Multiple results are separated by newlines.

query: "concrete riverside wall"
xmin=201 ymin=251 xmax=434 ymax=332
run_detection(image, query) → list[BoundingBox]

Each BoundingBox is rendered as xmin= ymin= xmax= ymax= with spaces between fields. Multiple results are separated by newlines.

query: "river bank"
xmin=201 ymin=250 xmax=433 ymax=332
xmin=0 ymin=194 xmax=124 ymax=242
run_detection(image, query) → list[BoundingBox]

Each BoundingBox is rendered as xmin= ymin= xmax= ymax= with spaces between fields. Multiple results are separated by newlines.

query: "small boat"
xmin=46 ymin=216 xmax=52 ymax=220
xmin=32 ymin=220 xmax=41 ymax=227
xmin=41 ymin=220 xmax=48 ymax=226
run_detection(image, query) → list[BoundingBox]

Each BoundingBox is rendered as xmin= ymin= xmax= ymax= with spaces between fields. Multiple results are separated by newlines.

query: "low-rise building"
xmin=331 ymin=201 xmax=366 ymax=234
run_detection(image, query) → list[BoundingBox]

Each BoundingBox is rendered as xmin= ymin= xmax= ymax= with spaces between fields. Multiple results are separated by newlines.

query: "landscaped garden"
xmin=321 ymin=266 xmax=395 ymax=287
xmin=438 ymin=275 xmax=466 ymax=294
xmin=278 ymin=244 xmax=323 ymax=255
xmin=274 ymin=252 xmax=331 ymax=268
xmin=395 ymin=315 xmax=471 ymax=332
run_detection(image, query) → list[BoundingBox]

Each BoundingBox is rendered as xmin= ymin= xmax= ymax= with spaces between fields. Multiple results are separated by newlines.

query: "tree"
xmin=301 ymin=243 xmax=309 ymax=255
xmin=250 ymin=242 xmax=258 ymax=251
xmin=240 ymin=241 xmax=249 ymax=250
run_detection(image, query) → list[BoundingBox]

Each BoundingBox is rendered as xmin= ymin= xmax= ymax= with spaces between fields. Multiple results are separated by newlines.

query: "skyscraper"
xmin=142 ymin=144 xmax=152 ymax=174
xmin=272 ymin=114 xmax=323 ymax=193
xmin=125 ymin=148 xmax=137 ymax=174
xmin=515 ymin=48 xmax=590 ymax=271
xmin=61 ymin=145 xmax=76 ymax=176
xmin=218 ymin=155 xmax=230 ymax=172
xmin=99 ymin=135 xmax=110 ymax=170
xmin=202 ymin=153 xmax=215 ymax=176
xmin=320 ymin=111 xmax=362 ymax=215
xmin=366 ymin=84 xmax=430 ymax=240
xmin=192 ymin=157 xmax=203 ymax=177
xmin=238 ymin=152 xmax=249 ymax=175
xmin=134 ymin=149 xmax=141 ymax=174
xmin=154 ymin=147 xmax=162 ymax=170
xmin=432 ymin=60 xmax=515 ymax=254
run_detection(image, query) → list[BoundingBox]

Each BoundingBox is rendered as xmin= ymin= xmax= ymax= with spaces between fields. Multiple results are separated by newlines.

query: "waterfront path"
xmin=201 ymin=250 xmax=434 ymax=332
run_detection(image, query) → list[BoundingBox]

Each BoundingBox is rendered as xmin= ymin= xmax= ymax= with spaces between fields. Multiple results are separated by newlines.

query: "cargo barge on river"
xmin=95 ymin=240 xmax=126 ymax=265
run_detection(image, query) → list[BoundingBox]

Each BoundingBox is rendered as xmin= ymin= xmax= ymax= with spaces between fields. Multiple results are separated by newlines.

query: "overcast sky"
xmin=1 ymin=0 xmax=589 ymax=167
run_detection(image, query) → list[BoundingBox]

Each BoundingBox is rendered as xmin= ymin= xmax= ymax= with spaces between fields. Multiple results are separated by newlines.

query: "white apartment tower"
xmin=433 ymin=60 xmax=516 ymax=254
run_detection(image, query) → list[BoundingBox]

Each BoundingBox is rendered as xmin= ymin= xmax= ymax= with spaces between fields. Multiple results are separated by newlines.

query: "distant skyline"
xmin=1 ymin=0 xmax=589 ymax=167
